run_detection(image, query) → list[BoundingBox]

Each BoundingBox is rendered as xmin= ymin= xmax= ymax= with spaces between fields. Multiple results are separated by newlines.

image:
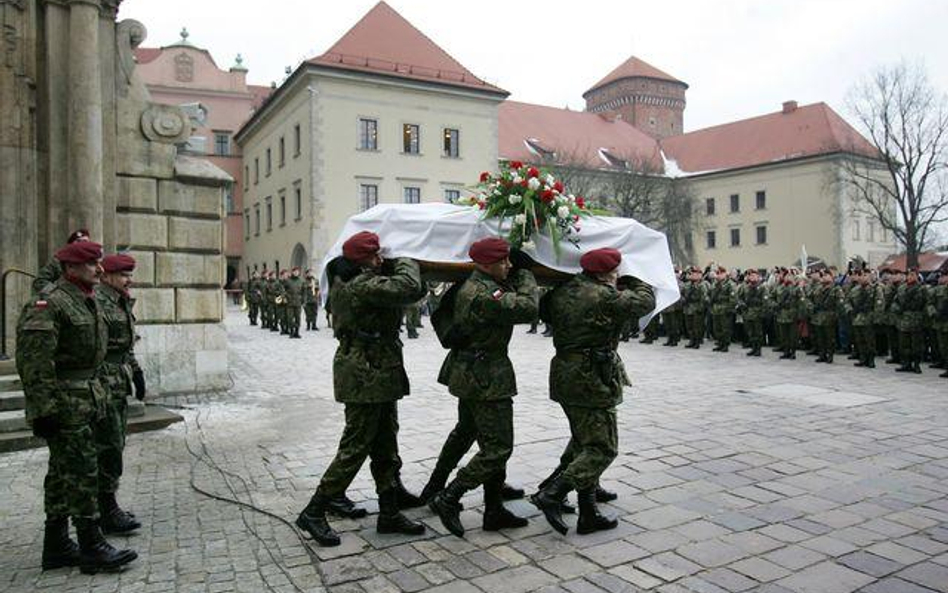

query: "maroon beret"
xmin=55 ymin=241 xmax=103 ymax=264
xmin=101 ymin=253 xmax=136 ymax=273
xmin=580 ymin=248 xmax=622 ymax=274
xmin=469 ymin=237 xmax=510 ymax=265
xmin=67 ymin=228 xmax=91 ymax=244
xmin=342 ymin=231 xmax=381 ymax=262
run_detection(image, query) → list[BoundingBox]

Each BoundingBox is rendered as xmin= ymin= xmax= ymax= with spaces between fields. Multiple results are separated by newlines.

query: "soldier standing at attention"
xmin=930 ymin=272 xmax=948 ymax=378
xmin=532 ymin=248 xmax=654 ymax=535
xmin=810 ymin=269 xmax=844 ymax=363
xmin=661 ymin=269 xmax=684 ymax=347
xmin=271 ymin=270 xmax=286 ymax=334
xmin=883 ymin=270 xmax=905 ymax=364
xmin=894 ymin=267 xmax=929 ymax=374
xmin=94 ymin=254 xmax=145 ymax=534
xmin=284 ymin=267 xmax=305 ymax=339
xmin=776 ymin=272 xmax=807 ymax=359
xmin=709 ymin=266 xmax=736 ymax=352
xmin=737 ymin=268 xmax=767 ymax=356
xmin=295 ymin=231 xmax=427 ymax=547
xmin=16 ymin=241 xmax=138 ymax=574
xmin=32 ymin=229 xmax=92 ymax=294
xmin=428 ymin=237 xmax=537 ymax=538
xmin=848 ymin=265 xmax=884 ymax=368
xmin=303 ymin=270 xmax=320 ymax=331
xmin=261 ymin=271 xmax=274 ymax=330
xmin=682 ymin=266 xmax=708 ymax=349
xmin=245 ymin=271 xmax=263 ymax=326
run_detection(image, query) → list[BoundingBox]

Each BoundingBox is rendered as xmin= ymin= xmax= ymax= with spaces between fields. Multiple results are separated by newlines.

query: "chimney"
xmin=782 ymin=100 xmax=798 ymax=114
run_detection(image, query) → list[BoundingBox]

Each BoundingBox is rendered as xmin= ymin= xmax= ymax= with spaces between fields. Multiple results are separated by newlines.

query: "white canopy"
xmin=319 ymin=203 xmax=679 ymax=326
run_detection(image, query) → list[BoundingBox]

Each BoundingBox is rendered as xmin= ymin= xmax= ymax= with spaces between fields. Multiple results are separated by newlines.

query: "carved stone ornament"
xmin=140 ymin=104 xmax=191 ymax=144
xmin=116 ymin=18 xmax=146 ymax=96
xmin=174 ymin=52 xmax=193 ymax=82
xmin=0 ymin=0 xmax=27 ymax=11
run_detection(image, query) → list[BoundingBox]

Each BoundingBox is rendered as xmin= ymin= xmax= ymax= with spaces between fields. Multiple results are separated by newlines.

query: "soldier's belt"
xmin=104 ymin=352 xmax=130 ymax=364
xmin=56 ymin=368 xmax=97 ymax=380
xmin=557 ymin=347 xmax=616 ymax=363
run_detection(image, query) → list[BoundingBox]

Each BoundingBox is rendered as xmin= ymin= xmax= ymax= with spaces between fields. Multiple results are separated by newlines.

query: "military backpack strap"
xmin=431 ymin=281 xmax=466 ymax=349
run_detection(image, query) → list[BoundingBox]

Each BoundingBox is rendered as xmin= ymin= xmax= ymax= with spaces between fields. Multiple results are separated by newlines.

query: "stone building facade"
xmin=0 ymin=0 xmax=229 ymax=394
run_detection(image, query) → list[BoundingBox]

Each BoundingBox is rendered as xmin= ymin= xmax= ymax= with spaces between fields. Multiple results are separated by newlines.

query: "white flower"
xmin=508 ymin=195 xmax=522 ymax=205
xmin=514 ymin=213 xmax=527 ymax=225
xmin=527 ymin=177 xmax=541 ymax=190
xmin=522 ymin=240 xmax=536 ymax=251
xmin=567 ymin=193 xmax=576 ymax=202
xmin=544 ymin=174 xmax=556 ymax=185
xmin=557 ymin=205 xmax=570 ymax=219
xmin=456 ymin=195 xmax=470 ymax=205
xmin=511 ymin=173 xmax=523 ymax=184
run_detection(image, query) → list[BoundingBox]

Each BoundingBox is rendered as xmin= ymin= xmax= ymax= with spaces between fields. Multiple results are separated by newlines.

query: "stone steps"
xmin=0 ymin=400 xmax=149 ymax=433
xmin=0 ymin=373 xmax=20 ymax=391
xmin=0 ymin=391 xmax=25 ymax=411
xmin=0 ymin=405 xmax=183 ymax=453
xmin=0 ymin=359 xmax=14 ymax=376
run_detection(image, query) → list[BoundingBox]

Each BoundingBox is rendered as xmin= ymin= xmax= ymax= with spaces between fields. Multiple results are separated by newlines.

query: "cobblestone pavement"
xmin=2 ymin=308 xmax=948 ymax=593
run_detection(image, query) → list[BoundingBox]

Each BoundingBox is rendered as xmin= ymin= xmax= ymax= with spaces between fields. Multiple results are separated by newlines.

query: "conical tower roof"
xmin=584 ymin=55 xmax=686 ymax=97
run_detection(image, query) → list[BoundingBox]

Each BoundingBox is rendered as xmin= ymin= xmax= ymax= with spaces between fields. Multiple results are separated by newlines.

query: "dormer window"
xmin=599 ymin=148 xmax=628 ymax=169
xmin=524 ymin=138 xmax=556 ymax=160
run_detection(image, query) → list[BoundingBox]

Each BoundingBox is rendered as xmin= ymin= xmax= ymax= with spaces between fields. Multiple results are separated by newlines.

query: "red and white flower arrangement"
xmin=455 ymin=160 xmax=590 ymax=255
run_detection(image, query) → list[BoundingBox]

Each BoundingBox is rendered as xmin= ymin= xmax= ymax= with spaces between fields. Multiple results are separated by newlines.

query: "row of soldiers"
xmin=243 ymin=268 xmax=322 ymax=337
xmin=18 ymin=230 xmax=145 ymax=574
xmin=643 ymin=264 xmax=948 ymax=376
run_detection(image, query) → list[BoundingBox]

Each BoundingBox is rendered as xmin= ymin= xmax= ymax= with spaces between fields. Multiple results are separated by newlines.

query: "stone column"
xmin=66 ymin=0 xmax=103 ymax=239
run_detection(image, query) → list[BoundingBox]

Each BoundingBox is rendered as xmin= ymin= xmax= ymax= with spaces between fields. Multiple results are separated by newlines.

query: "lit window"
xmin=443 ymin=128 xmax=459 ymax=158
xmin=403 ymin=124 xmax=420 ymax=154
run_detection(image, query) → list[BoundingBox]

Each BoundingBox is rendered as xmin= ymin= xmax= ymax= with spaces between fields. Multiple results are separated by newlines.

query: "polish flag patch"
xmin=34 ymin=300 xmax=48 ymax=309
xmin=491 ymin=289 xmax=504 ymax=300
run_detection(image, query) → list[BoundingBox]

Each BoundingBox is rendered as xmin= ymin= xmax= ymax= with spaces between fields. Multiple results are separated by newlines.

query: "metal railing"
xmin=1 ymin=268 xmax=36 ymax=361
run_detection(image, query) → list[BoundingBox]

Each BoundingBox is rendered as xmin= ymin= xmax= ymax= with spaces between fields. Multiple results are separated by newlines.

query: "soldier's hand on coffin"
xmin=508 ymin=247 xmax=534 ymax=272
xmin=31 ymin=415 xmax=60 ymax=439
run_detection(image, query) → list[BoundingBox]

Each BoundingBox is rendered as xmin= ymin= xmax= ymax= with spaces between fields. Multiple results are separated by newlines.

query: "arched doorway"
xmin=290 ymin=243 xmax=308 ymax=271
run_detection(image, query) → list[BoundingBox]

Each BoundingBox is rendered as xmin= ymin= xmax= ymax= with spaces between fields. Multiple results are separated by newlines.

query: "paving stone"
xmin=634 ymin=552 xmax=702 ymax=582
xmin=728 ymin=557 xmax=791 ymax=582
xmin=586 ymin=571 xmax=650 ymax=593
xmin=763 ymin=545 xmax=827 ymax=571
xmin=896 ymin=562 xmax=948 ymax=592
xmin=471 ymin=565 xmax=559 ymax=593
xmin=858 ymin=577 xmax=945 ymax=593
xmin=578 ymin=541 xmax=650 ymax=567
xmin=775 ymin=561 xmax=876 ymax=593
xmin=837 ymin=550 xmax=904 ymax=578
xmin=677 ymin=539 xmax=749 ymax=568
xmin=700 ymin=567 xmax=759 ymax=592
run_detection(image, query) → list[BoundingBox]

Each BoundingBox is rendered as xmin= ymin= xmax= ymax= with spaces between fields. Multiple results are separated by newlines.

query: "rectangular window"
xmin=755 ymin=190 xmax=766 ymax=210
xmin=265 ymin=198 xmax=272 ymax=231
xmin=265 ymin=148 xmax=272 ymax=176
xmin=254 ymin=204 xmax=260 ymax=235
xmin=403 ymin=124 xmax=420 ymax=154
xmin=852 ymin=219 xmax=860 ymax=241
xmin=254 ymin=158 xmax=259 ymax=184
xmin=756 ymin=225 xmax=767 ymax=245
xmin=360 ymin=184 xmax=378 ymax=211
xmin=225 ymin=186 xmax=235 ymax=213
xmin=404 ymin=187 xmax=421 ymax=204
xmin=705 ymin=198 xmax=715 ymax=216
xmin=293 ymin=124 xmax=301 ymax=156
xmin=294 ymin=184 xmax=302 ymax=220
xmin=279 ymin=137 xmax=285 ymax=167
xmin=279 ymin=192 xmax=286 ymax=226
xmin=244 ymin=165 xmax=249 ymax=185
xmin=444 ymin=189 xmax=460 ymax=202
xmin=730 ymin=194 xmax=740 ymax=213
xmin=867 ymin=220 xmax=875 ymax=242
xmin=684 ymin=232 xmax=694 ymax=252
xmin=214 ymin=132 xmax=231 ymax=156
xmin=706 ymin=230 xmax=716 ymax=249
xmin=244 ymin=210 xmax=250 ymax=239
xmin=730 ymin=228 xmax=741 ymax=247
xmin=359 ymin=118 xmax=378 ymax=150
xmin=443 ymin=128 xmax=459 ymax=158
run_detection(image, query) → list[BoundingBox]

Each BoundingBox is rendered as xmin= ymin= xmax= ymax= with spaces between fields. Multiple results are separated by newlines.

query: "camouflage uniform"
xmin=436 ymin=268 xmax=537 ymax=490
xmin=33 ymin=257 xmax=63 ymax=295
xmin=93 ymin=283 xmax=140 ymax=496
xmin=809 ymin=282 xmax=844 ymax=362
xmin=709 ymin=277 xmax=736 ymax=351
xmin=542 ymin=274 xmax=654 ymax=491
xmin=893 ymin=281 xmax=929 ymax=372
xmin=271 ymin=277 xmax=286 ymax=333
xmin=881 ymin=282 xmax=902 ymax=362
xmin=245 ymin=276 xmax=264 ymax=325
xmin=16 ymin=278 xmax=108 ymax=519
xmin=283 ymin=275 xmax=305 ymax=338
xmin=682 ymin=278 xmax=709 ymax=348
xmin=848 ymin=281 xmax=884 ymax=367
xmin=737 ymin=280 xmax=768 ymax=354
xmin=316 ymin=258 xmax=426 ymax=498
xmin=775 ymin=282 xmax=807 ymax=358
xmin=303 ymin=277 xmax=319 ymax=330
xmin=661 ymin=282 xmax=684 ymax=346
xmin=930 ymin=282 xmax=948 ymax=376
xmin=260 ymin=277 xmax=273 ymax=329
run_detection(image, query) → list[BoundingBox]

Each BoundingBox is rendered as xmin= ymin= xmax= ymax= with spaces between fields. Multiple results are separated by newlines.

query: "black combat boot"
xmin=537 ymin=466 xmax=576 ymax=513
xmin=74 ymin=518 xmax=137 ymax=574
xmin=42 ymin=516 xmax=81 ymax=570
xmin=296 ymin=492 xmax=341 ymax=547
xmin=912 ymin=360 xmax=923 ymax=374
xmin=576 ymin=489 xmax=618 ymax=535
xmin=393 ymin=475 xmax=425 ymax=510
xmin=483 ymin=479 xmax=528 ymax=531
xmin=501 ymin=483 xmax=525 ymax=500
xmin=595 ymin=485 xmax=617 ymax=502
xmin=99 ymin=492 xmax=141 ymax=534
xmin=377 ymin=490 xmax=425 ymax=535
xmin=531 ymin=476 xmax=572 ymax=535
xmin=325 ymin=494 xmax=368 ymax=519
xmin=419 ymin=469 xmax=450 ymax=504
xmin=896 ymin=361 xmax=914 ymax=372
xmin=429 ymin=479 xmax=468 ymax=537
xmin=940 ymin=369 xmax=948 ymax=378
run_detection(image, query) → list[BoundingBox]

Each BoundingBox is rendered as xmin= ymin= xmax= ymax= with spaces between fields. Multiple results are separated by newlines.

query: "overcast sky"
xmin=120 ymin=0 xmax=947 ymax=132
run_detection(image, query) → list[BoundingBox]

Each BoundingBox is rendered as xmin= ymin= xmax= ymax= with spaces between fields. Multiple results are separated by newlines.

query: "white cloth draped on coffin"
xmin=319 ymin=203 xmax=680 ymax=327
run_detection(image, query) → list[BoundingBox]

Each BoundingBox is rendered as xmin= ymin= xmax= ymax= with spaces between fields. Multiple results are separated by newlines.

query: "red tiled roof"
xmin=307 ymin=1 xmax=506 ymax=95
xmin=880 ymin=251 xmax=948 ymax=273
xmin=660 ymin=102 xmax=879 ymax=174
xmin=499 ymin=101 xmax=663 ymax=171
xmin=134 ymin=47 xmax=161 ymax=64
xmin=247 ymin=85 xmax=272 ymax=109
xmin=584 ymin=56 xmax=685 ymax=97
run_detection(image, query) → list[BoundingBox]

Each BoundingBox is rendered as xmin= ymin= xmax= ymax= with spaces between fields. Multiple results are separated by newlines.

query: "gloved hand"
xmin=508 ymin=247 xmax=534 ymax=272
xmin=31 ymin=416 xmax=60 ymax=439
xmin=132 ymin=369 xmax=146 ymax=401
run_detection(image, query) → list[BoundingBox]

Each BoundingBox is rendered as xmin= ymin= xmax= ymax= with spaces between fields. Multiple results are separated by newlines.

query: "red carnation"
xmin=576 ymin=196 xmax=586 ymax=209
xmin=501 ymin=178 xmax=511 ymax=187
xmin=519 ymin=180 xmax=528 ymax=188
xmin=541 ymin=189 xmax=555 ymax=202
xmin=553 ymin=181 xmax=564 ymax=193
xmin=527 ymin=166 xmax=540 ymax=179
xmin=479 ymin=171 xmax=490 ymax=182
xmin=509 ymin=160 xmax=523 ymax=170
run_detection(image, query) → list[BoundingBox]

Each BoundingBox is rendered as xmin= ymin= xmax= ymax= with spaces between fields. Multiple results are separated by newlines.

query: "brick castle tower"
xmin=583 ymin=56 xmax=688 ymax=140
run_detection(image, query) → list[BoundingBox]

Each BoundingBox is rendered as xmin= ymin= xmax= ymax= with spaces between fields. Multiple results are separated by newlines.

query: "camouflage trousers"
xmin=559 ymin=405 xmax=618 ymax=492
xmin=94 ymin=396 xmax=128 ymax=494
xmin=248 ymin=301 xmax=259 ymax=324
xmin=261 ymin=304 xmax=271 ymax=329
xmin=778 ymin=321 xmax=799 ymax=353
xmin=45 ymin=423 xmax=99 ymax=519
xmin=937 ymin=328 xmax=948 ymax=366
xmin=304 ymin=303 xmax=318 ymax=328
xmin=642 ymin=318 xmax=659 ymax=341
xmin=900 ymin=328 xmax=925 ymax=363
xmin=684 ymin=313 xmax=704 ymax=345
xmin=744 ymin=316 xmax=764 ymax=348
xmin=664 ymin=311 xmax=683 ymax=342
xmin=887 ymin=324 xmax=901 ymax=361
xmin=711 ymin=313 xmax=733 ymax=348
xmin=812 ymin=321 xmax=837 ymax=359
xmin=317 ymin=402 xmax=400 ymax=498
xmin=853 ymin=324 xmax=876 ymax=363
xmin=453 ymin=399 xmax=513 ymax=490
xmin=286 ymin=305 xmax=301 ymax=334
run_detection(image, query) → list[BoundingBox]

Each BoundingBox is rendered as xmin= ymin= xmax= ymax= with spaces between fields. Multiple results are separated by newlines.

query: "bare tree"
xmin=841 ymin=61 xmax=948 ymax=267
